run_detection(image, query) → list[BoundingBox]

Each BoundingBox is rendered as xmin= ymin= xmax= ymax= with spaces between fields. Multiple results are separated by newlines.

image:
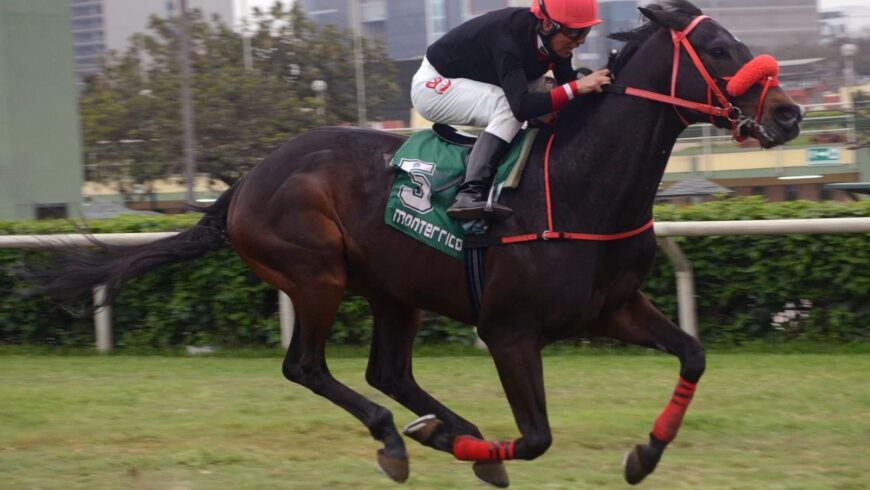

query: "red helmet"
xmin=531 ymin=0 xmax=602 ymax=29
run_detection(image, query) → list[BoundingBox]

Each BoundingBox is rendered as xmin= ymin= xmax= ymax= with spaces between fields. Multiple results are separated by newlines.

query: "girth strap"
xmin=463 ymin=247 xmax=486 ymax=321
xmin=466 ymin=131 xmax=655 ymax=249
xmin=464 ymin=219 xmax=654 ymax=248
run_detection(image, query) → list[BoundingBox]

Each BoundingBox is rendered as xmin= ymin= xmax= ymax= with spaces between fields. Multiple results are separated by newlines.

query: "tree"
xmin=80 ymin=2 xmax=398 ymax=192
xmin=247 ymin=2 xmax=398 ymax=125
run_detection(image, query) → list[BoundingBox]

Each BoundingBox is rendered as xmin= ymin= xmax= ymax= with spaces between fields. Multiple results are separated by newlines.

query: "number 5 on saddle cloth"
xmin=385 ymin=124 xmax=538 ymax=259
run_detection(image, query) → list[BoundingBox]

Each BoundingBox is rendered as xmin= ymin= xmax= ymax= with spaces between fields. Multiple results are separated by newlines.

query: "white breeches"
xmin=411 ymin=57 xmax=543 ymax=143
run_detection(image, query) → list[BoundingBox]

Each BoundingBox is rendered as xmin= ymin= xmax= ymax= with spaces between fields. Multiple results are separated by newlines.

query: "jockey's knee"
xmin=485 ymin=101 xmax=522 ymax=142
xmin=516 ymin=433 xmax=552 ymax=460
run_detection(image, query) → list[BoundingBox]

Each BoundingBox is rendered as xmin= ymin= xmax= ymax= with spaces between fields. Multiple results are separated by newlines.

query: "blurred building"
xmin=690 ymin=0 xmax=819 ymax=51
xmin=299 ymin=0 xmax=643 ymax=124
xmin=660 ymin=128 xmax=869 ymax=203
xmin=1 ymin=0 xmax=83 ymax=220
xmin=820 ymin=5 xmax=870 ymax=42
xmin=820 ymin=10 xmax=850 ymax=44
xmin=69 ymin=0 xmax=236 ymax=86
xmin=70 ymin=0 xmax=106 ymax=82
xmin=776 ymin=58 xmax=831 ymax=105
xmin=297 ymin=0 xmax=469 ymax=61
xmin=579 ymin=0 xmax=637 ymax=69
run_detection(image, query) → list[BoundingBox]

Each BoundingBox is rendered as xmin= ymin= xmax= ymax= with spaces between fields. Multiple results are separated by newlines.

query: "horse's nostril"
xmin=775 ymin=105 xmax=802 ymax=125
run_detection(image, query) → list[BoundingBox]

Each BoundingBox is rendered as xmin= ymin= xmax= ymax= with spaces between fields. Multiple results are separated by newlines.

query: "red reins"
xmin=490 ymin=15 xmax=783 ymax=246
xmin=612 ymin=15 xmax=780 ymax=142
xmin=494 ymin=130 xmax=655 ymax=246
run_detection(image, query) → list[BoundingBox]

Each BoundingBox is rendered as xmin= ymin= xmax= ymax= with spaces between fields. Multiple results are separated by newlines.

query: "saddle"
xmin=384 ymin=125 xmax=538 ymax=258
xmin=432 ymin=123 xmax=477 ymax=148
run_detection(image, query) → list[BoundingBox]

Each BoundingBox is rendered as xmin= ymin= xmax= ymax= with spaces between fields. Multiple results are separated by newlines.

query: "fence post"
xmin=658 ymin=238 xmax=699 ymax=338
xmin=93 ymin=285 xmax=113 ymax=352
xmin=279 ymin=292 xmax=295 ymax=349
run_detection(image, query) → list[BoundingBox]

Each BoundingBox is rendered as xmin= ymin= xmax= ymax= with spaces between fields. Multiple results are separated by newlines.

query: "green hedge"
xmin=649 ymin=199 xmax=869 ymax=344
xmin=1 ymin=197 xmax=868 ymax=347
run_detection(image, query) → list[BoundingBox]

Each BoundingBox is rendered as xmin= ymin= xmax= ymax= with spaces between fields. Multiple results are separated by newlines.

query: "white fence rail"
xmin=2 ymin=217 xmax=869 ymax=350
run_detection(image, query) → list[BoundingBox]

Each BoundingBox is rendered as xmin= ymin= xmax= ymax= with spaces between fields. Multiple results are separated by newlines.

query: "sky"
xmin=235 ymin=0 xmax=291 ymax=21
xmin=235 ymin=1 xmax=870 ymax=33
xmin=237 ymin=1 xmax=868 ymax=17
xmin=818 ymin=0 xmax=865 ymax=9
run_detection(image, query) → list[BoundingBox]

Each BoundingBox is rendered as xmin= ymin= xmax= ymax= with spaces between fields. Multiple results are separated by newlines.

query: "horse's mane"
xmin=558 ymin=0 xmax=703 ymax=125
xmin=607 ymin=0 xmax=703 ymax=76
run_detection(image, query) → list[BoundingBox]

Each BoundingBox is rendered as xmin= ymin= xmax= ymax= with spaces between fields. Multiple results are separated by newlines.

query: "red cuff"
xmin=550 ymin=80 xmax=580 ymax=112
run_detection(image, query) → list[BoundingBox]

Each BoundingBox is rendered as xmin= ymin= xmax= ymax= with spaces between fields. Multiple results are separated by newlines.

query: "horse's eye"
xmin=709 ymin=47 xmax=727 ymax=58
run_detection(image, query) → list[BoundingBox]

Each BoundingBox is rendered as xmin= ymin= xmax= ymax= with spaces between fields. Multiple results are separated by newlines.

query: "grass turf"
xmin=0 ymin=350 xmax=868 ymax=489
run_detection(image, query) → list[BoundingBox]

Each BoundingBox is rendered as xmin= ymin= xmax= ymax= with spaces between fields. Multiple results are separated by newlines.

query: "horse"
xmin=25 ymin=1 xmax=801 ymax=486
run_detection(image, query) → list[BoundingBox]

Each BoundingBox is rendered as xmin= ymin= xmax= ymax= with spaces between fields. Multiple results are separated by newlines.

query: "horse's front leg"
xmin=599 ymin=290 xmax=706 ymax=485
xmin=440 ymin=330 xmax=553 ymax=465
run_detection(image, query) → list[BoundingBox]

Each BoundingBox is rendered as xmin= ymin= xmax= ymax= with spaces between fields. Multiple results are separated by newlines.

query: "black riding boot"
xmin=446 ymin=131 xmax=513 ymax=221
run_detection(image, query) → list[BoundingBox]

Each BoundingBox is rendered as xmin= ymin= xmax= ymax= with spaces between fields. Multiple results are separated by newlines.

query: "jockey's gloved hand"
xmin=550 ymin=68 xmax=612 ymax=111
xmin=576 ymin=67 xmax=615 ymax=82
xmin=575 ymin=69 xmax=612 ymax=93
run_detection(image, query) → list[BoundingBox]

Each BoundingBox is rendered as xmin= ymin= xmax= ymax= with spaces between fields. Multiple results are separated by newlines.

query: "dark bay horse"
xmin=27 ymin=1 xmax=801 ymax=486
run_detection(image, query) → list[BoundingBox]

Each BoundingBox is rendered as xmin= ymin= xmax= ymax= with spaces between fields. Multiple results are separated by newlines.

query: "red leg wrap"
xmin=651 ymin=377 xmax=697 ymax=444
xmin=452 ymin=435 xmax=516 ymax=461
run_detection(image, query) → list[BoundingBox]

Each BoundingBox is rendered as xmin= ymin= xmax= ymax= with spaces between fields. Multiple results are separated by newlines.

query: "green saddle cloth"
xmin=385 ymin=128 xmax=536 ymax=258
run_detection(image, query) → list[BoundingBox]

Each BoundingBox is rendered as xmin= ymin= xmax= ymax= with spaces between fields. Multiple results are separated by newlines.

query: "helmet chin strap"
xmin=536 ymin=21 xmax=558 ymax=57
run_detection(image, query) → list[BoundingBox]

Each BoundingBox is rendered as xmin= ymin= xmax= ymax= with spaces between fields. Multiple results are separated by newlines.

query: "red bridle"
xmin=478 ymin=16 xmax=784 ymax=246
xmin=613 ymin=15 xmax=780 ymax=142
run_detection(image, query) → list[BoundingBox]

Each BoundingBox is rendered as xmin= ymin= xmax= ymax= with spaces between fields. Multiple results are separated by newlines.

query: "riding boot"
xmin=446 ymin=131 xmax=513 ymax=221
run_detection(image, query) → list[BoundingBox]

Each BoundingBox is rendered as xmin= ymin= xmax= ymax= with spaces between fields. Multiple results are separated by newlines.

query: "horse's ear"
xmin=638 ymin=6 xmax=692 ymax=30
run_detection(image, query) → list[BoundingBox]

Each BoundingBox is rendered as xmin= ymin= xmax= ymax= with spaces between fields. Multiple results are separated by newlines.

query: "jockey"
xmin=411 ymin=0 xmax=612 ymax=222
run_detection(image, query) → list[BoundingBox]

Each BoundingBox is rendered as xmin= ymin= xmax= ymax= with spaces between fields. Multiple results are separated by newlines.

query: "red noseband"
xmin=727 ymin=54 xmax=780 ymax=97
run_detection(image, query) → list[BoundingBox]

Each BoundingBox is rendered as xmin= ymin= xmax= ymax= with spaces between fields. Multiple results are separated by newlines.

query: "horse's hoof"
xmin=402 ymin=414 xmax=443 ymax=446
xmin=623 ymin=443 xmax=662 ymax=485
xmin=377 ymin=449 xmax=409 ymax=483
xmin=473 ymin=461 xmax=510 ymax=488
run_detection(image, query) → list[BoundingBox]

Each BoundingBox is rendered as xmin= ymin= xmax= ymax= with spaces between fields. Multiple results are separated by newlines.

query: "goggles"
xmin=559 ymin=25 xmax=591 ymax=40
xmin=536 ymin=0 xmax=592 ymax=40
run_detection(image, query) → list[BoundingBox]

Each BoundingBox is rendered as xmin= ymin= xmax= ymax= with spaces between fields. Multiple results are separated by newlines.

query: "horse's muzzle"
xmin=774 ymin=103 xmax=803 ymax=138
xmin=758 ymin=100 xmax=803 ymax=148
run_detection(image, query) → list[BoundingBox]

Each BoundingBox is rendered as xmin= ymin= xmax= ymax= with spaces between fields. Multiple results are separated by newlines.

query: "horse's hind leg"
xmin=242 ymin=242 xmax=409 ymax=481
xmin=280 ymin=283 xmax=410 ymax=483
xmin=364 ymin=295 xmax=509 ymax=487
xmin=599 ymin=291 xmax=706 ymax=485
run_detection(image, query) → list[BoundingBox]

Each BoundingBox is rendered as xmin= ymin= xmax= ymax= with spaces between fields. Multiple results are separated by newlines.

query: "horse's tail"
xmin=19 ymin=181 xmax=241 ymax=305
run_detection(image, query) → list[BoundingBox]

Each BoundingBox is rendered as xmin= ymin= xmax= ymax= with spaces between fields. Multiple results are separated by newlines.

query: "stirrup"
xmin=447 ymin=203 xmax=512 ymax=221
xmin=447 ymin=185 xmax=512 ymax=222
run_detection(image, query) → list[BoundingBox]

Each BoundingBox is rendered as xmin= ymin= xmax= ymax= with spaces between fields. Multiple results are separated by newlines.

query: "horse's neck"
xmin=548 ymin=84 xmax=684 ymax=233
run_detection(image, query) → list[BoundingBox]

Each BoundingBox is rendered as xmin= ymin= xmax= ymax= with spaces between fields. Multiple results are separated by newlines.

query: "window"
xmin=35 ymin=204 xmax=68 ymax=220
xmin=820 ymin=185 xmax=832 ymax=201
xmin=470 ymin=0 xmax=508 ymax=15
xmin=75 ymin=31 xmax=104 ymax=43
xmin=751 ymin=186 xmax=766 ymax=197
xmin=73 ymin=18 xmax=102 ymax=30
xmin=360 ymin=0 xmax=387 ymax=22
xmin=72 ymin=4 xmax=102 ymax=17
xmin=785 ymin=185 xmax=799 ymax=201
xmin=428 ymin=0 xmax=447 ymax=42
